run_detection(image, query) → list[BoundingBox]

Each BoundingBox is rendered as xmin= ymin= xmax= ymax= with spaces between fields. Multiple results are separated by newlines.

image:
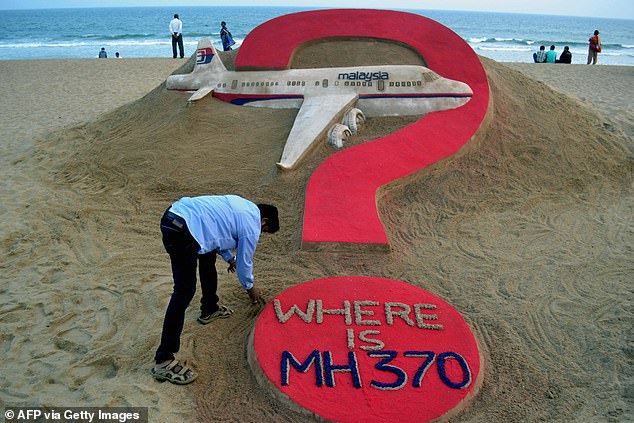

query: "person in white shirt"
xmin=151 ymin=195 xmax=279 ymax=385
xmin=533 ymin=45 xmax=547 ymax=63
xmin=169 ymin=13 xmax=184 ymax=58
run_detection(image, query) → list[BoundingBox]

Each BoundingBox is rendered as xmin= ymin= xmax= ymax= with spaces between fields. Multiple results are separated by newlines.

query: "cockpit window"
xmin=422 ymin=71 xmax=440 ymax=82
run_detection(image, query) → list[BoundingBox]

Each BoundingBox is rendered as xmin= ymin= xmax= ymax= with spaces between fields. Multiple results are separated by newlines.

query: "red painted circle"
xmin=251 ymin=276 xmax=482 ymax=422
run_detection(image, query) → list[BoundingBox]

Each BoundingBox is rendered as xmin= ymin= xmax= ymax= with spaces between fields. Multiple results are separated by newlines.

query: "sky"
xmin=0 ymin=0 xmax=632 ymax=20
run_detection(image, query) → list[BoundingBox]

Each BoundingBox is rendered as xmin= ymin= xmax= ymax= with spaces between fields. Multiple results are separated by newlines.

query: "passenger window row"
xmin=236 ymin=81 xmax=281 ymax=87
xmin=343 ymin=81 xmax=373 ymax=87
xmin=389 ymin=81 xmax=423 ymax=87
xmin=214 ymin=79 xmax=425 ymax=90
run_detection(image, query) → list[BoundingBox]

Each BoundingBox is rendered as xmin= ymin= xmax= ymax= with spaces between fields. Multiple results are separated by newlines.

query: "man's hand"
xmin=227 ymin=262 xmax=236 ymax=273
xmin=247 ymin=287 xmax=262 ymax=304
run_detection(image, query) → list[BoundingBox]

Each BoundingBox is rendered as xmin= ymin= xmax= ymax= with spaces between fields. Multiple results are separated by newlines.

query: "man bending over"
xmin=151 ymin=195 xmax=279 ymax=384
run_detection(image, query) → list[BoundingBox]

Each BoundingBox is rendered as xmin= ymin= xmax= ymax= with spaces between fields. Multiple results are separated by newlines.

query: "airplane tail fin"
xmin=193 ymin=38 xmax=226 ymax=73
xmin=166 ymin=38 xmax=226 ymax=101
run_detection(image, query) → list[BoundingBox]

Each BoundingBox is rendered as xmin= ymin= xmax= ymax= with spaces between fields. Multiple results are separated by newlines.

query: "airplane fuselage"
xmin=167 ymin=65 xmax=472 ymax=117
xmin=166 ymin=39 xmax=473 ymax=169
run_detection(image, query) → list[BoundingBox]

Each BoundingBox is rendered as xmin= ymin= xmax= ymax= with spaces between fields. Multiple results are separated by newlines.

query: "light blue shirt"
xmin=170 ymin=195 xmax=261 ymax=289
xmin=169 ymin=18 xmax=182 ymax=35
xmin=546 ymin=50 xmax=557 ymax=63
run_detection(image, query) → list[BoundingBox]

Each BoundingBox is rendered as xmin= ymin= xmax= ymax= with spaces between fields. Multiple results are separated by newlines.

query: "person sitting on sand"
xmin=533 ymin=45 xmax=547 ymax=63
xmin=557 ymin=46 xmax=572 ymax=64
xmin=98 ymin=47 xmax=107 ymax=58
xmin=151 ymin=195 xmax=279 ymax=385
xmin=545 ymin=45 xmax=557 ymax=63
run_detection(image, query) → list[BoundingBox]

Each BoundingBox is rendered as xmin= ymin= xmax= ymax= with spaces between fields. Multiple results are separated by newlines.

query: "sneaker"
xmin=197 ymin=304 xmax=234 ymax=325
xmin=150 ymin=359 xmax=197 ymax=385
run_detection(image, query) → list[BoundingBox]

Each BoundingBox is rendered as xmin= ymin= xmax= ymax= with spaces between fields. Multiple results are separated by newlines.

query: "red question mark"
xmin=235 ymin=9 xmax=490 ymax=249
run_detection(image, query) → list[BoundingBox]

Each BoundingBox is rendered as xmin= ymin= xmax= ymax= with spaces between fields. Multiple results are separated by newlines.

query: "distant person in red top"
xmin=587 ymin=30 xmax=601 ymax=65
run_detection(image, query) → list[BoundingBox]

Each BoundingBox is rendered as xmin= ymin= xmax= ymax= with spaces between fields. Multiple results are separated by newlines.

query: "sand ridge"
xmin=0 ymin=41 xmax=632 ymax=423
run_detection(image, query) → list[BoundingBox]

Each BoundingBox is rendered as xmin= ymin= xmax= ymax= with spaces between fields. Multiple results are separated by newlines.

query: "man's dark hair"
xmin=257 ymin=204 xmax=279 ymax=233
xmin=174 ymin=14 xmax=179 ymax=19
xmin=539 ymin=45 xmax=545 ymax=50
xmin=594 ymin=30 xmax=599 ymax=35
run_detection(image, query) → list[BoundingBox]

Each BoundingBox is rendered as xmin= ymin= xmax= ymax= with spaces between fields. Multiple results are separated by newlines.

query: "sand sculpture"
xmin=166 ymin=39 xmax=472 ymax=171
xmin=172 ymin=9 xmax=489 ymax=422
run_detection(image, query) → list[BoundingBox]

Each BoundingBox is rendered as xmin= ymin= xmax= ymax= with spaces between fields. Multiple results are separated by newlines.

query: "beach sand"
xmin=0 ymin=42 xmax=632 ymax=423
xmin=505 ymin=63 xmax=634 ymax=140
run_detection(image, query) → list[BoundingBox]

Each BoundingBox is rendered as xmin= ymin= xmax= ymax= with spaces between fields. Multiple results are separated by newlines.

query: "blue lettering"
xmin=323 ymin=351 xmax=362 ymax=388
xmin=404 ymin=351 xmax=436 ymax=388
xmin=337 ymin=71 xmax=390 ymax=81
xmin=279 ymin=350 xmax=472 ymax=391
xmin=281 ymin=350 xmax=323 ymax=386
xmin=368 ymin=350 xmax=408 ymax=390
xmin=437 ymin=352 xmax=472 ymax=389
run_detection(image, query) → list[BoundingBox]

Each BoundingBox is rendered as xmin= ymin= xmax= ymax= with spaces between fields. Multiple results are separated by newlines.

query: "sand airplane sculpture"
xmin=166 ymin=39 xmax=473 ymax=170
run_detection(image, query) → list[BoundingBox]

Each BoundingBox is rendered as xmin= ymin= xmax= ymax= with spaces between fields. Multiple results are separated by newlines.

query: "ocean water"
xmin=0 ymin=6 xmax=632 ymax=65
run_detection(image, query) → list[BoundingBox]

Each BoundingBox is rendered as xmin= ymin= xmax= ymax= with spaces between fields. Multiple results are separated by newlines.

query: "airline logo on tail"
xmin=196 ymin=47 xmax=214 ymax=65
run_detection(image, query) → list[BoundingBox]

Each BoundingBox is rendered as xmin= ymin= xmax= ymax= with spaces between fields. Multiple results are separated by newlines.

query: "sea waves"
xmin=0 ymin=6 xmax=631 ymax=64
xmin=466 ymin=36 xmax=634 ymax=63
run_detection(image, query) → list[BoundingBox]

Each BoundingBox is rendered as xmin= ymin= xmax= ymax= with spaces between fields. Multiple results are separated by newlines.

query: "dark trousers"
xmin=171 ymin=34 xmax=184 ymax=58
xmin=155 ymin=209 xmax=220 ymax=363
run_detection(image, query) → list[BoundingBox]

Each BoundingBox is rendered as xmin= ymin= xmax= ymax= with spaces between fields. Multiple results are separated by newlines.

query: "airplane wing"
xmin=188 ymin=86 xmax=214 ymax=102
xmin=277 ymin=93 xmax=358 ymax=170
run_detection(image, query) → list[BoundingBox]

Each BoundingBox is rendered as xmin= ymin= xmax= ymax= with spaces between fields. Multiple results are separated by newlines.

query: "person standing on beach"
xmin=151 ymin=195 xmax=279 ymax=385
xmin=587 ymin=30 xmax=601 ymax=65
xmin=98 ymin=47 xmax=107 ymax=58
xmin=545 ymin=45 xmax=557 ymax=63
xmin=533 ymin=45 xmax=547 ymax=63
xmin=220 ymin=21 xmax=235 ymax=51
xmin=169 ymin=13 xmax=184 ymax=59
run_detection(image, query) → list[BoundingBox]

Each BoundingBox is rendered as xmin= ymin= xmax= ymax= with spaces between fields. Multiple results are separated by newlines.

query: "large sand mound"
xmin=2 ymin=41 xmax=632 ymax=422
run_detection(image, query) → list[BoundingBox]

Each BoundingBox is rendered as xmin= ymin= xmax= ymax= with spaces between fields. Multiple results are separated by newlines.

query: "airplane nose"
xmin=461 ymin=81 xmax=474 ymax=95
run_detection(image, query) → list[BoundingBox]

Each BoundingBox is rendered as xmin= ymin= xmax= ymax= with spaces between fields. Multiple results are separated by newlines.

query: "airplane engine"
xmin=343 ymin=108 xmax=365 ymax=134
xmin=328 ymin=124 xmax=352 ymax=149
